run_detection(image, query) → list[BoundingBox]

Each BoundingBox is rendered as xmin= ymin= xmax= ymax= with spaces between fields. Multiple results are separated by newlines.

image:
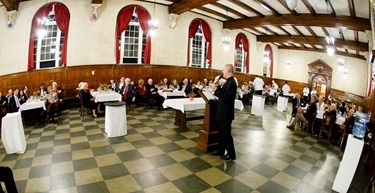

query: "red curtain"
xmin=28 ymin=4 xmax=53 ymax=71
xmin=265 ymin=44 xmax=273 ymax=77
xmin=54 ymin=4 xmax=70 ymax=66
xmin=187 ymin=19 xmax=211 ymax=67
xmin=137 ymin=6 xmax=152 ymax=64
xmin=115 ymin=6 xmax=135 ymax=64
xmin=187 ymin=19 xmax=201 ymax=66
xmin=201 ymin=20 xmax=212 ymax=68
xmin=235 ymin=33 xmax=249 ymax=73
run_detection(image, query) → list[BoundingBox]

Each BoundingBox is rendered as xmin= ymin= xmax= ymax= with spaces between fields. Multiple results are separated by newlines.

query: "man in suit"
xmin=305 ymin=94 xmax=318 ymax=134
xmin=109 ymin=78 xmax=118 ymax=91
xmin=145 ymin=78 xmax=164 ymax=110
xmin=178 ymin=78 xmax=192 ymax=96
xmin=23 ymin=85 xmax=29 ymax=101
xmin=122 ymin=78 xmax=137 ymax=104
xmin=287 ymin=93 xmax=307 ymax=130
xmin=39 ymin=83 xmax=47 ymax=96
xmin=0 ymin=166 xmax=18 ymax=193
xmin=117 ymin=77 xmax=125 ymax=93
xmin=8 ymin=89 xmax=20 ymax=113
xmin=210 ymin=64 xmax=237 ymax=161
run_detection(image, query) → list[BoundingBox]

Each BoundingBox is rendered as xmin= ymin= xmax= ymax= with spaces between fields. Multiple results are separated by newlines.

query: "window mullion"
xmin=201 ymin=35 xmax=205 ymax=68
xmin=56 ymin=29 xmax=61 ymax=67
xmin=36 ymin=34 xmax=42 ymax=69
xmin=138 ymin=27 xmax=143 ymax=64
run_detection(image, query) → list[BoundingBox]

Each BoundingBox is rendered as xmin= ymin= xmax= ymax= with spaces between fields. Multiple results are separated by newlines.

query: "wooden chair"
xmin=318 ymin=113 xmax=335 ymax=143
xmin=77 ymin=93 xmax=88 ymax=119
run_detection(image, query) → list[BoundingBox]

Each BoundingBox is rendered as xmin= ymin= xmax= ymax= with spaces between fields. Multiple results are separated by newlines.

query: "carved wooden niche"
xmin=307 ymin=59 xmax=332 ymax=100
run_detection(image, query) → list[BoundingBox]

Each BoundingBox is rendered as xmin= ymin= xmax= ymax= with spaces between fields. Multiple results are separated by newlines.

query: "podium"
xmin=196 ymin=90 xmax=219 ymax=152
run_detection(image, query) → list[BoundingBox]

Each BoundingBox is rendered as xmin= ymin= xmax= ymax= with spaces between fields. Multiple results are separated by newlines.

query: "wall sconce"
xmin=337 ymin=58 xmax=345 ymax=72
xmin=286 ymin=60 xmax=291 ymax=69
xmin=222 ymin=29 xmax=231 ymax=51
xmin=92 ymin=70 xmax=95 ymax=75
xmin=343 ymin=69 xmax=348 ymax=79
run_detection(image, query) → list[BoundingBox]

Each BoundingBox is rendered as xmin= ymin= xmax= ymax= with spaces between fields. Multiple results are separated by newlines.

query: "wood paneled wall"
xmin=0 ymin=64 xmax=365 ymax=105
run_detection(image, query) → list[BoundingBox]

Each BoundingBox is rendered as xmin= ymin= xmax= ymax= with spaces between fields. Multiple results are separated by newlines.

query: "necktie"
xmin=123 ymin=86 xmax=128 ymax=99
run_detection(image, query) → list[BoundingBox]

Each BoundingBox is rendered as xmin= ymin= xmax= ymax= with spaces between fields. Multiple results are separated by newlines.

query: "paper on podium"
xmin=202 ymin=91 xmax=217 ymax=100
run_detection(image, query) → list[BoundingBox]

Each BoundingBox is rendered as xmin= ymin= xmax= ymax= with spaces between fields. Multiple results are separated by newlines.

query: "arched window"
xmin=187 ymin=19 xmax=212 ymax=68
xmin=28 ymin=3 xmax=70 ymax=70
xmin=234 ymin=33 xmax=249 ymax=73
xmin=115 ymin=5 xmax=152 ymax=64
xmin=263 ymin=44 xmax=273 ymax=77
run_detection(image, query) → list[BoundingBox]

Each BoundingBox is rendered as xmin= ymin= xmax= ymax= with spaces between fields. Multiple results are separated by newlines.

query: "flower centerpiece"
xmin=187 ymin=90 xmax=196 ymax=101
xmin=98 ymin=84 xmax=110 ymax=93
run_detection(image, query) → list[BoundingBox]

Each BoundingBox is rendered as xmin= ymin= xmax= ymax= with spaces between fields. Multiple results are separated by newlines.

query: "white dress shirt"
xmin=253 ymin=77 xmax=264 ymax=91
xmin=282 ymin=84 xmax=291 ymax=94
xmin=303 ymin=87 xmax=310 ymax=96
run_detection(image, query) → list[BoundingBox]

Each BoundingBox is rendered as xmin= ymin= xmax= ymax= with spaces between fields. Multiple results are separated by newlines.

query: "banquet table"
xmin=18 ymin=100 xmax=46 ymax=112
xmin=1 ymin=112 xmax=26 ymax=154
xmin=105 ymin=102 xmax=127 ymax=137
xmin=157 ymin=90 xmax=186 ymax=99
xmin=163 ymin=98 xmax=243 ymax=128
xmin=91 ymin=91 xmax=122 ymax=103
xmin=335 ymin=116 xmax=345 ymax=125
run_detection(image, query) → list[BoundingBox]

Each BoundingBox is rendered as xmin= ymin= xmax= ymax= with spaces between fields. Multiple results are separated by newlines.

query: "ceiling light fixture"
xmin=286 ymin=0 xmax=298 ymax=10
xmin=222 ymin=29 xmax=231 ymax=51
xmin=148 ymin=0 xmax=158 ymax=36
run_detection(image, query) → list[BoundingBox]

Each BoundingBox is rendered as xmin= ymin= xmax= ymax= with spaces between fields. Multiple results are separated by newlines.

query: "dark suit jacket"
xmin=179 ymin=83 xmax=192 ymax=95
xmin=122 ymin=84 xmax=137 ymax=102
xmin=7 ymin=95 xmax=18 ymax=113
xmin=305 ymin=101 xmax=317 ymax=121
xmin=109 ymin=83 xmax=118 ymax=91
xmin=145 ymin=84 xmax=158 ymax=98
xmin=214 ymin=76 xmax=237 ymax=121
xmin=117 ymin=83 xmax=125 ymax=93
xmin=291 ymin=98 xmax=305 ymax=114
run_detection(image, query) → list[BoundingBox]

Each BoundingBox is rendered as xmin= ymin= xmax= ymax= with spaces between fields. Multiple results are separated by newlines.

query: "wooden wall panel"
xmin=0 ymin=65 xmax=366 ymax=107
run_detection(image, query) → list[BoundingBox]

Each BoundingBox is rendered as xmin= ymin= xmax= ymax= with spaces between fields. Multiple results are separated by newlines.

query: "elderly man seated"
xmin=287 ymin=93 xmax=308 ymax=130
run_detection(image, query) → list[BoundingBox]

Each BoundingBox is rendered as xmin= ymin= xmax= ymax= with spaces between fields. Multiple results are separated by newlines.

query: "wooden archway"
xmin=307 ymin=59 xmax=332 ymax=99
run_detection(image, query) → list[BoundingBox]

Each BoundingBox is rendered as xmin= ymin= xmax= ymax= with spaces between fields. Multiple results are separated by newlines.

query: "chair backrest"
xmin=77 ymin=93 xmax=84 ymax=106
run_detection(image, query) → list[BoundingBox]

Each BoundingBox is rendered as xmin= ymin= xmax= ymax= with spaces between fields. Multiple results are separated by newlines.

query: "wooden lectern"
xmin=196 ymin=90 xmax=219 ymax=152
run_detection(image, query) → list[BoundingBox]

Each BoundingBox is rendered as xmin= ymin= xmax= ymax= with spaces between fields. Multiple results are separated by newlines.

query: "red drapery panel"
xmin=28 ymin=4 xmax=53 ymax=71
xmin=54 ymin=4 xmax=70 ymax=66
xmin=187 ymin=19 xmax=201 ymax=66
xmin=265 ymin=44 xmax=273 ymax=77
xmin=235 ymin=33 xmax=250 ymax=73
xmin=201 ymin=20 xmax=212 ymax=68
xmin=187 ymin=19 xmax=211 ymax=67
xmin=367 ymin=65 xmax=373 ymax=96
xmin=115 ymin=6 xmax=136 ymax=64
xmin=137 ymin=6 xmax=152 ymax=64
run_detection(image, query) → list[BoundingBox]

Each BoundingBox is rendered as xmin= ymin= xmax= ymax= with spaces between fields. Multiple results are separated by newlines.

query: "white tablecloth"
xmin=158 ymin=90 xmax=186 ymax=99
xmin=162 ymin=98 xmax=244 ymax=113
xmin=335 ymin=116 xmax=345 ymax=125
xmin=18 ymin=100 xmax=46 ymax=112
xmin=276 ymin=96 xmax=288 ymax=112
xmin=332 ymin=134 xmax=364 ymax=192
xmin=1 ymin=112 xmax=26 ymax=154
xmin=105 ymin=103 xmax=127 ymax=137
xmin=91 ymin=91 xmax=122 ymax=103
xmin=251 ymin=95 xmax=265 ymax=116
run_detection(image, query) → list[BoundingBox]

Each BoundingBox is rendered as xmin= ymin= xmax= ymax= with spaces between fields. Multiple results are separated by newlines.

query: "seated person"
xmin=304 ymin=94 xmax=318 ymax=133
xmin=179 ymin=78 xmax=192 ymax=96
xmin=0 ymin=166 xmax=18 ymax=193
xmin=136 ymin=79 xmax=147 ymax=105
xmin=145 ymin=78 xmax=165 ymax=110
xmin=80 ymin=83 xmax=98 ymax=118
xmin=0 ymin=92 xmax=7 ymax=125
xmin=8 ymin=89 xmax=20 ymax=113
xmin=109 ymin=78 xmax=117 ymax=91
xmin=122 ymin=78 xmax=137 ymax=105
xmin=42 ymin=86 xmax=59 ymax=123
xmin=52 ymin=81 xmax=63 ymax=98
xmin=19 ymin=90 xmax=27 ymax=105
xmin=170 ymin=79 xmax=179 ymax=90
xmin=39 ymin=83 xmax=47 ymax=96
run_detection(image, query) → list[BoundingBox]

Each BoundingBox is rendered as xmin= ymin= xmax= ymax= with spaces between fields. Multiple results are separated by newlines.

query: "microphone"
xmin=214 ymin=75 xmax=222 ymax=84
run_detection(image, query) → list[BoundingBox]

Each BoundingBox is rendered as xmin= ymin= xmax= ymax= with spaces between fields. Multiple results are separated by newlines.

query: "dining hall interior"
xmin=0 ymin=0 xmax=375 ymax=192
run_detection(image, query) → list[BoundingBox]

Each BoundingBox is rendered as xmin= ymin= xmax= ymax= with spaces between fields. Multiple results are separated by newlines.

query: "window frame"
xmin=35 ymin=20 xmax=63 ymax=69
xmin=235 ymin=43 xmax=246 ymax=73
xmin=189 ymin=25 xmax=208 ymax=68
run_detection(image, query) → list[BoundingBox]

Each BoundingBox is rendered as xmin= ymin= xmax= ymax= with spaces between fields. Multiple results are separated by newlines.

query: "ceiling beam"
xmin=290 ymin=26 xmax=304 ymax=36
xmin=305 ymin=26 xmax=317 ymax=36
xmin=301 ymin=0 xmax=316 ymax=16
xmin=277 ymin=0 xmax=299 ymax=16
xmin=0 ymin=0 xmax=19 ymax=11
xmin=253 ymin=0 xmax=281 ymax=16
xmin=227 ymin=0 xmax=264 ymax=17
xmin=348 ymin=0 xmax=356 ymax=19
xmin=197 ymin=7 xmax=232 ymax=20
xmin=277 ymin=26 xmax=292 ymax=36
xmin=211 ymin=2 xmax=247 ymax=18
xmin=169 ymin=0 xmax=218 ymax=14
xmin=263 ymin=26 xmax=277 ymax=35
xmin=223 ymin=14 xmax=371 ymax=32
xmin=325 ymin=0 xmax=336 ymax=17
xmin=250 ymin=27 xmax=266 ymax=35
xmin=257 ymin=35 xmax=368 ymax=52
xmin=92 ymin=0 xmax=103 ymax=4
xmin=278 ymin=46 xmax=365 ymax=60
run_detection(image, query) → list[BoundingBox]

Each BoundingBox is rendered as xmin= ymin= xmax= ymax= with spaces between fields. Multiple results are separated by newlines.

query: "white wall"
xmin=0 ymin=0 xmax=368 ymax=96
xmin=276 ymin=49 xmax=368 ymax=96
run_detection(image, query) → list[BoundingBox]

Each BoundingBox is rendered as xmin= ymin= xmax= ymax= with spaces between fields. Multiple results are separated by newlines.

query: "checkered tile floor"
xmin=0 ymin=103 xmax=343 ymax=193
